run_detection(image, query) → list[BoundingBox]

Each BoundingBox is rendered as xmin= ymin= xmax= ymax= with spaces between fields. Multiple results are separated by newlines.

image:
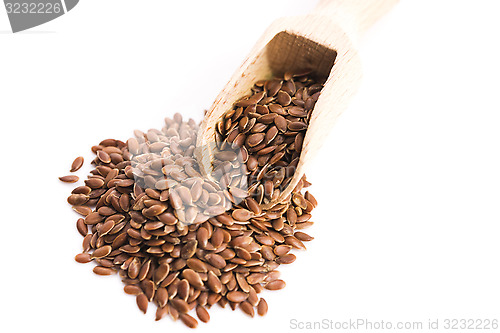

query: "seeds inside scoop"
xmin=64 ymin=72 xmax=322 ymax=328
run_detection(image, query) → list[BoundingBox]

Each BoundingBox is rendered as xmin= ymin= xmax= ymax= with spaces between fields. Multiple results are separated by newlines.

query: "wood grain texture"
xmin=197 ymin=0 xmax=398 ymax=208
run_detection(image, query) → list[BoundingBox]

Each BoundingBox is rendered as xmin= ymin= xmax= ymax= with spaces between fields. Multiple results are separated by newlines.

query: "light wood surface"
xmin=197 ymin=0 xmax=398 ymax=208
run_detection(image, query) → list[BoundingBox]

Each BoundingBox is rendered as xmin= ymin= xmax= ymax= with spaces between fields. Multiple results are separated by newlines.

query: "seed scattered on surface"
xmin=294 ymin=231 xmax=314 ymax=241
xmin=70 ymin=156 xmax=84 ymax=172
xmin=136 ymin=293 xmax=148 ymax=314
xmin=124 ymin=285 xmax=142 ymax=295
xmin=93 ymin=266 xmax=115 ymax=276
xmin=232 ymin=209 xmax=253 ymax=222
xmin=68 ymin=194 xmax=89 ymax=206
xmin=97 ymin=150 xmax=111 ymax=164
xmin=72 ymin=186 xmax=92 ymax=195
xmin=207 ymin=271 xmax=222 ymax=293
xmin=75 ymin=253 xmax=91 ymax=263
xmin=276 ymin=253 xmax=296 ymax=264
xmin=227 ymin=291 xmax=248 ymax=303
xmin=156 ymin=287 xmax=168 ymax=307
xmin=155 ymin=306 xmax=169 ymax=321
xmin=265 ymin=279 xmax=286 ymax=290
xmin=72 ymin=205 xmax=92 ymax=216
xmin=171 ymin=298 xmax=190 ymax=313
xmin=196 ymin=305 xmax=210 ymax=323
xmin=91 ymin=245 xmax=112 ymax=259
xmin=179 ymin=313 xmax=198 ymax=329
xmin=257 ymin=298 xmax=268 ymax=316
xmin=205 ymin=253 xmax=226 ymax=269
xmin=182 ymin=269 xmax=204 ymax=288
xmin=76 ymin=218 xmax=88 ymax=236
xmin=274 ymin=245 xmax=292 ymax=256
xmin=59 ymin=175 xmax=79 ymax=183
xmin=85 ymin=178 xmax=104 ymax=189
xmin=239 ymin=301 xmax=255 ymax=317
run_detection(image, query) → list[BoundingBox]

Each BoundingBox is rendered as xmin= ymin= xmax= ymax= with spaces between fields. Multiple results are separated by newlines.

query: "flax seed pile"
xmin=61 ymin=72 xmax=321 ymax=328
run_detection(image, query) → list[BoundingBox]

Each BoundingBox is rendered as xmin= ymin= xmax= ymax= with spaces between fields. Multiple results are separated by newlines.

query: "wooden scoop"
xmin=197 ymin=0 xmax=398 ymax=208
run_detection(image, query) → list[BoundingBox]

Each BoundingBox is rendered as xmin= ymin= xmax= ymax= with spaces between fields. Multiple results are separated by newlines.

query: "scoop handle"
xmin=312 ymin=0 xmax=398 ymax=38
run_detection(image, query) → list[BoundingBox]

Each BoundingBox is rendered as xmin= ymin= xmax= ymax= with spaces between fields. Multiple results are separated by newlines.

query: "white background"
xmin=1 ymin=1 xmax=500 ymax=332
